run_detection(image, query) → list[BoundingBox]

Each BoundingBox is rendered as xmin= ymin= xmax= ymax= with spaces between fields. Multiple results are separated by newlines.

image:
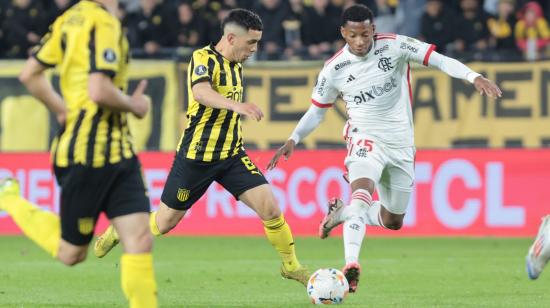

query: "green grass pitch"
xmin=0 ymin=236 xmax=548 ymax=307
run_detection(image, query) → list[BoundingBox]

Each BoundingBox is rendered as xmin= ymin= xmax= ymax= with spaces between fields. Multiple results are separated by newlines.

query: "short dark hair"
xmin=221 ymin=9 xmax=263 ymax=33
xmin=341 ymin=4 xmax=374 ymax=26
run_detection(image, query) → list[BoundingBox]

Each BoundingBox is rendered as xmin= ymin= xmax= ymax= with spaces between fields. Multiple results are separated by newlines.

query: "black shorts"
xmin=161 ymin=149 xmax=268 ymax=210
xmin=54 ymin=157 xmax=150 ymax=245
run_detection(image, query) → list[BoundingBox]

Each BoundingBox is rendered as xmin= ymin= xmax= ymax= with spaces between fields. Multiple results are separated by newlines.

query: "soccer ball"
xmin=307 ymin=268 xmax=349 ymax=305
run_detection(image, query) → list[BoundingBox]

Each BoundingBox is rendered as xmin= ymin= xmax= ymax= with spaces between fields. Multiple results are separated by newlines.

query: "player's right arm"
xmin=267 ymin=67 xmax=338 ymax=170
xmin=189 ymin=50 xmax=263 ymax=121
xmin=19 ymin=21 xmax=66 ymax=124
xmin=192 ymin=82 xmax=263 ymax=121
xmin=87 ymin=18 xmax=149 ymax=118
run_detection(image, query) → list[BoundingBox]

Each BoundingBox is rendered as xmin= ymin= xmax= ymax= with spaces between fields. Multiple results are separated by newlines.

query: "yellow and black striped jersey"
xmin=178 ymin=44 xmax=244 ymax=162
xmin=33 ymin=0 xmax=133 ymax=168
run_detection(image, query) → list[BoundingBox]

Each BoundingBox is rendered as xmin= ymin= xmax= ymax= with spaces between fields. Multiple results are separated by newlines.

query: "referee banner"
xmin=0 ymin=149 xmax=548 ymax=236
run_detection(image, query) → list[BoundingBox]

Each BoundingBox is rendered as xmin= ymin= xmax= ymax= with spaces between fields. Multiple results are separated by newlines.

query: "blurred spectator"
xmin=2 ymin=0 xmax=46 ymax=58
xmin=254 ymin=0 xmax=289 ymax=60
xmin=515 ymin=1 xmax=550 ymax=61
xmin=125 ymin=0 xmax=173 ymax=56
xmin=44 ymin=0 xmax=72 ymax=28
xmin=487 ymin=0 xmax=517 ymax=51
xmin=0 ymin=1 xmax=7 ymax=57
xmin=395 ymin=0 xmax=426 ymax=37
xmin=208 ymin=4 xmax=232 ymax=44
xmin=420 ymin=0 xmax=455 ymax=53
xmin=374 ymin=0 xmax=398 ymax=33
xmin=452 ymin=0 xmax=491 ymax=52
xmin=301 ymin=0 xmax=342 ymax=59
xmin=282 ymin=0 xmax=305 ymax=59
xmin=169 ymin=2 xmax=209 ymax=48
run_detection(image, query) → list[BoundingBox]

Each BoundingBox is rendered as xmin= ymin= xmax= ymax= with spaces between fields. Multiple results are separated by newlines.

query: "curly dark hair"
xmin=222 ymin=9 xmax=263 ymax=33
xmin=341 ymin=4 xmax=374 ymax=26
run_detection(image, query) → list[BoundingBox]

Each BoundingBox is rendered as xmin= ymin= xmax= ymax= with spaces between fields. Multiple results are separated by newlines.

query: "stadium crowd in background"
xmin=1 ymin=0 xmax=550 ymax=61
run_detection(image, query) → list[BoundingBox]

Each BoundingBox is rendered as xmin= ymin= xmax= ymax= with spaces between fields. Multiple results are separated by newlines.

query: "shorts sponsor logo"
xmin=177 ymin=188 xmax=190 ymax=202
xmin=78 ymin=217 xmax=94 ymax=235
xmin=352 ymin=77 xmax=398 ymax=104
xmin=334 ymin=60 xmax=351 ymax=71
xmin=195 ymin=65 xmax=207 ymax=76
xmin=374 ymin=45 xmax=388 ymax=55
xmin=400 ymin=42 xmax=418 ymax=53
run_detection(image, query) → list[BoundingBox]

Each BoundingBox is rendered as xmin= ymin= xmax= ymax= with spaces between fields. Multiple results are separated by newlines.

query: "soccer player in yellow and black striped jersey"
xmin=95 ymin=8 xmax=311 ymax=287
xmin=0 ymin=1 xmax=157 ymax=307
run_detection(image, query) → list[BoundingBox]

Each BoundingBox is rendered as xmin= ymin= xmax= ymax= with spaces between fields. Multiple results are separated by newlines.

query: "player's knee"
xmin=126 ymin=228 xmax=153 ymax=253
xmin=383 ymin=216 xmax=403 ymax=230
xmin=256 ymin=197 xmax=281 ymax=221
xmin=59 ymin=251 xmax=87 ymax=266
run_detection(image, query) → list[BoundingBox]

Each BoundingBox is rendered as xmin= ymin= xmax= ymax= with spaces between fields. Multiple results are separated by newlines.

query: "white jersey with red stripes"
xmin=311 ymin=33 xmax=435 ymax=148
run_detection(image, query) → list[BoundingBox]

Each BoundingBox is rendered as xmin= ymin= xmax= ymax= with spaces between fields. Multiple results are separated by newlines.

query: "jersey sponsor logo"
xmin=316 ymin=76 xmax=327 ymax=95
xmin=378 ymin=57 xmax=393 ymax=72
xmin=225 ymin=88 xmax=243 ymax=102
xmin=352 ymin=77 xmax=398 ymax=104
xmin=334 ymin=60 xmax=351 ymax=71
xmin=103 ymin=48 xmax=117 ymax=63
xmin=400 ymin=42 xmax=418 ymax=53
xmin=374 ymin=45 xmax=388 ymax=55
xmin=177 ymin=188 xmax=190 ymax=202
xmin=195 ymin=65 xmax=207 ymax=76
xmin=78 ymin=217 xmax=94 ymax=235
xmin=355 ymin=148 xmax=368 ymax=158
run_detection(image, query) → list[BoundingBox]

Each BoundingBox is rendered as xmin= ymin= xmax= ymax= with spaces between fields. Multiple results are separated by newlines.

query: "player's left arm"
xmin=397 ymin=35 xmax=502 ymax=99
xmin=19 ymin=57 xmax=66 ymax=124
xmin=427 ymin=51 xmax=502 ymax=98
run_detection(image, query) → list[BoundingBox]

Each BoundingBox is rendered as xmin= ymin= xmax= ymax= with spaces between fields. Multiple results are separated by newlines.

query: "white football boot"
xmin=526 ymin=215 xmax=550 ymax=280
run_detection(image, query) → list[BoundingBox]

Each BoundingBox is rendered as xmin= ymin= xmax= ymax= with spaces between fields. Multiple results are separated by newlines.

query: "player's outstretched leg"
xmin=526 ymin=215 xmax=550 ymax=280
xmin=319 ymin=198 xmax=345 ymax=239
xmin=0 ymin=178 xmax=60 ymax=257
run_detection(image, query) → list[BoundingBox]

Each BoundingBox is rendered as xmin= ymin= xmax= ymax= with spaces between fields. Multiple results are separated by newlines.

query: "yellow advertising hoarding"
xmin=1 ymin=60 xmax=548 ymax=151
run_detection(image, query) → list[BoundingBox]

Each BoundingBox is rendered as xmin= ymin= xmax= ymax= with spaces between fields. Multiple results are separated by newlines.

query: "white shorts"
xmin=344 ymin=134 xmax=414 ymax=215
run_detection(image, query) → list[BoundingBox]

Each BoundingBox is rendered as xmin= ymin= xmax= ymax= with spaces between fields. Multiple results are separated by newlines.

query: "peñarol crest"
xmin=177 ymin=188 xmax=190 ymax=202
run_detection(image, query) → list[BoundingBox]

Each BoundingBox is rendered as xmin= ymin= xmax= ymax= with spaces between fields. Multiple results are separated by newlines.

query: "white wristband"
xmin=466 ymin=72 xmax=481 ymax=84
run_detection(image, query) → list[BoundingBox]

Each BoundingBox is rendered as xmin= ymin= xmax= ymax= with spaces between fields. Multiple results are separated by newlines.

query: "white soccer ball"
xmin=307 ymin=268 xmax=349 ymax=305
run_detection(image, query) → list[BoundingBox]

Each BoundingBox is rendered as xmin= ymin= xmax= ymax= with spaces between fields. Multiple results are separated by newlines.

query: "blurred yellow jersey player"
xmin=0 ymin=1 xmax=157 ymax=307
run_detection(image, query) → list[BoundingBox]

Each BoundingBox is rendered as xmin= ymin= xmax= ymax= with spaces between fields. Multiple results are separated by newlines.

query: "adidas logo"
xmin=346 ymin=75 xmax=356 ymax=83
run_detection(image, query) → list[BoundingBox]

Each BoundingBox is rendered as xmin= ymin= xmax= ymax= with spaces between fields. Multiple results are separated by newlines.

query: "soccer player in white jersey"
xmin=267 ymin=4 xmax=502 ymax=293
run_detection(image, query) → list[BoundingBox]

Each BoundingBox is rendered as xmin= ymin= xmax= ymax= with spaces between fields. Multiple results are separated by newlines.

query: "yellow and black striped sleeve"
xmin=89 ymin=19 xmax=122 ymax=78
xmin=189 ymin=49 xmax=216 ymax=87
xmin=32 ymin=19 xmax=63 ymax=67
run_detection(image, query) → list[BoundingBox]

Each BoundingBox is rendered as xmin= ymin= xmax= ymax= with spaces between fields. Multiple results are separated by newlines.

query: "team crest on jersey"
xmin=378 ymin=57 xmax=393 ymax=72
xmin=78 ymin=217 xmax=94 ymax=235
xmin=177 ymin=188 xmax=190 ymax=202
xmin=195 ymin=65 xmax=207 ymax=75
xmin=355 ymin=148 xmax=368 ymax=158
xmin=103 ymin=48 xmax=117 ymax=63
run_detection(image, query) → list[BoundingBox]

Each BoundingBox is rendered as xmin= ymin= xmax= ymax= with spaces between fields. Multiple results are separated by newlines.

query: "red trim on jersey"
xmin=325 ymin=48 xmax=344 ymax=65
xmin=423 ymin=44 xmax=436 ymax=66
xmin=374 ymin=33 xmax=396 ymax=40
xmin=312 ymin=99 xmax=332 ymax=108
xmin=407 ymin=64 xmax=413 ymax=105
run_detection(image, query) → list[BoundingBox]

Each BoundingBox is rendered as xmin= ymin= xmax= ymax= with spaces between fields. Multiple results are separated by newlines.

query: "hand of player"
xmin=130 ymin=80 xmax=150 ymax=119
xmin=233 ymin=102 xmax=264 ymax=121
xmin=267 ymin=139 xmax=296 ymax=170
xmin=473 ymin=76 xmax=502 ymax=99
